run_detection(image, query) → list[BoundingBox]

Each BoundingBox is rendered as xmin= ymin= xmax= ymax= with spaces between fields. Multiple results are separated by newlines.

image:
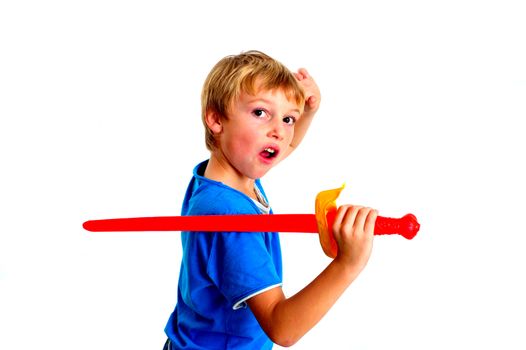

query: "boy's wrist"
xmin=302 ymin=110 xmax=316 ymax=119
xmin=300 ymin=109 xmax=317 ymax=123
xmin=331 ymin=257 xmax=363 ymax=283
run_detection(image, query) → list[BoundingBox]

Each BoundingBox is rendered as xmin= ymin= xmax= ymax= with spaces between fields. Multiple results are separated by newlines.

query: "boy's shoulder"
xmin=183 ymin=161 xmax=263 ymax=216
xmin=189 ymin=181 xmax=258 ymax=215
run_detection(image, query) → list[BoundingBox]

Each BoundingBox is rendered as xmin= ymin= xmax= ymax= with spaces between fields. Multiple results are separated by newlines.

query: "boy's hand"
xmin=332 ymin=205 xmax=377 ymax=274
xmin=294 ymin=68 xmax=321 ymax=116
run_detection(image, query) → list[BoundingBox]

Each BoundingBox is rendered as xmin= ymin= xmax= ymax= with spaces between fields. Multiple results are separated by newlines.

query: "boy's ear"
xmin=204 ymin=109 xmax=223 ymax=135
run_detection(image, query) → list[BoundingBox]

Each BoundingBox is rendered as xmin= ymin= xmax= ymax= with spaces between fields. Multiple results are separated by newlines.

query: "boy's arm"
xmin=284 ymin=68 xmax=321 ymax=157
xmin=248 ymin=206 xmax=377 ymax=347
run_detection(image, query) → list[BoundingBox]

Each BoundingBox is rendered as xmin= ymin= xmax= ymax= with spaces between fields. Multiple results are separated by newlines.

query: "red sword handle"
xmin=374 ymin=214 xmax=420 ymax=239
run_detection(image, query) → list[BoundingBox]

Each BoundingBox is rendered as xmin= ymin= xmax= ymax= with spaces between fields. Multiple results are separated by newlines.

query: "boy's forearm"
xmin=264 ymin=259 xmax=361 ymax=346
xmin=289 ymin=112 xmax=315 ymax=150
xmin=289 ymin=68 xmax=319 ymax=151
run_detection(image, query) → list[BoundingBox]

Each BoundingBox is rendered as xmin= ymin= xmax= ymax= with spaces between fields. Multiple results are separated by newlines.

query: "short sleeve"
xmin=207 ymin=231 xmax=282 ymax=309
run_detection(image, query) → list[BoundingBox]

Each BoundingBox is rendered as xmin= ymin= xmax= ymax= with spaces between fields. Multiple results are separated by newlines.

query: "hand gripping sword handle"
xmin=322 ymin=211 xmax=420 ymax=258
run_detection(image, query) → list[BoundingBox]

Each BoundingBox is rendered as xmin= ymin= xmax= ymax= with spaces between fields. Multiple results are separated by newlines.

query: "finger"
xmin=306 ymin=96 xmax=317 ymax=108
xmin=295 ymin=68 xmax=309 ymax=80
xmin=353 ymin=207 xmax=373 ymax=233
xmin=341 ymin=205 xmax=362 ymax=236
xmin=364 ymin=209 xmax=378 ymax=234
xmin=332 ymin=205 xmax=352 ymax=239
xmin=297 ymin=68 xmax=309 ymax=79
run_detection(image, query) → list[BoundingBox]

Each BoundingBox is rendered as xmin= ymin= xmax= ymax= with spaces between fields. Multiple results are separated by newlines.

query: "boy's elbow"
xmin=269 ymin=333 xmax=299 ymax=348
xmin=250 ymin=292 xmax=304 ymax=347
xmin=266 ymin=327 xmax=302 ymax=347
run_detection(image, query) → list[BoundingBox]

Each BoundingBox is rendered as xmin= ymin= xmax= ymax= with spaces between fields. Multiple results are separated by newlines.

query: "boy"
xmin=163 ymin=51 xmax=377 ymax=349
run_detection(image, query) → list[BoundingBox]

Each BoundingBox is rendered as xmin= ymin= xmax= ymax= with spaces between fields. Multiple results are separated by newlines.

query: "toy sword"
xmin=83 ymin=185 xmax=420 ymax=258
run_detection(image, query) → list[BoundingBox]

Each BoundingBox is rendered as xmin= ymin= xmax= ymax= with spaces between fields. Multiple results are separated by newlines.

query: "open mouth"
xmin=260 ymin=146 xmax=279 ymax=160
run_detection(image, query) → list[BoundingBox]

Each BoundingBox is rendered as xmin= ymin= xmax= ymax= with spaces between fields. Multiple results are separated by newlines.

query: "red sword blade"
xmin=83 ymin=214 xmax=318 ymax=233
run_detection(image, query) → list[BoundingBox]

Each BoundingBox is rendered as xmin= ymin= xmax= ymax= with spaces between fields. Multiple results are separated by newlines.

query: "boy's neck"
xmin=204 ymin=154 xmax=257 ymax=200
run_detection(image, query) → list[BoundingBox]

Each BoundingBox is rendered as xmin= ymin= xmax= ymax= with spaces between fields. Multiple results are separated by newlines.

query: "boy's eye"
xmin=253 ymin=109 xmax=268 ymax=118
xmin=283 ymin=116 xmax=296 ymax=125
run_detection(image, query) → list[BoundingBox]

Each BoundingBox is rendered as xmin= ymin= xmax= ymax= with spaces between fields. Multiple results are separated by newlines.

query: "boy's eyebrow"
xmin=246 ymin=97 xmax=301 ymax=114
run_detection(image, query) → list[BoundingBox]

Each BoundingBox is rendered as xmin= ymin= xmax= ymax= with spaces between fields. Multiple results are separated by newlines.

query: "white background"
xmin=1 ymin=1 xmax=525 ymax=349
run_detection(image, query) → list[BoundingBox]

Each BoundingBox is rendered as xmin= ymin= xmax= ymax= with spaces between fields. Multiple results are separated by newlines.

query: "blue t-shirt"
xmin=165 ymin=161 xmax=283 ymax=349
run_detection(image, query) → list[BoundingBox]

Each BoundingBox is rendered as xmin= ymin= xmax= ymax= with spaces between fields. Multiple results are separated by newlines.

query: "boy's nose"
xmin=268 ymin=120 xmax=285 ymax=140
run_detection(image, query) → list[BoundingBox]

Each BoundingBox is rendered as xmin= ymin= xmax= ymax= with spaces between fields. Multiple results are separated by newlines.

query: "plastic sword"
xmin=83 ymin=185 xmax=420 ymax=258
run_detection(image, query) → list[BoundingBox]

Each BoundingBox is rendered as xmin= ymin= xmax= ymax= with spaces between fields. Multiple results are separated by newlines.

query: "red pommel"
xmin=374 ymin=213 xmax=420 ymax=240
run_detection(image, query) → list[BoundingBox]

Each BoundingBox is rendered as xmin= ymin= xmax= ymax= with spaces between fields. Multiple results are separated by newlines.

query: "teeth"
xmin=265 ymin=148 xmax=275 ymax=154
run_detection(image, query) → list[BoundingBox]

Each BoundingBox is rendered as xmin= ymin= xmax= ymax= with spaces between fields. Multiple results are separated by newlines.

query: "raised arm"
xmin=284 ymin=68 xmax=321 ymax=157
xmin=248 ymin=206 xmax=377 ymax=347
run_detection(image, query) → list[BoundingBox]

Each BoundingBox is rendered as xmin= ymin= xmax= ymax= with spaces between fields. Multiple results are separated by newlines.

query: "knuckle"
xmin=341 ymin=221 xmax=354 ymax=234
xmin=353 ymin=205 xmax=364 ymax=212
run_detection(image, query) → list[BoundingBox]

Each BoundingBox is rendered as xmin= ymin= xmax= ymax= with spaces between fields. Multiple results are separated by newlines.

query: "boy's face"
xmin=214 ymin=87 xmax=301 ymax=180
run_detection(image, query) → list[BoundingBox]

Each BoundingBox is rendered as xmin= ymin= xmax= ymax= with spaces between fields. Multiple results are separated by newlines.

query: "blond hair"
xmin=201 ymin=50 xmax=305 ymax=150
